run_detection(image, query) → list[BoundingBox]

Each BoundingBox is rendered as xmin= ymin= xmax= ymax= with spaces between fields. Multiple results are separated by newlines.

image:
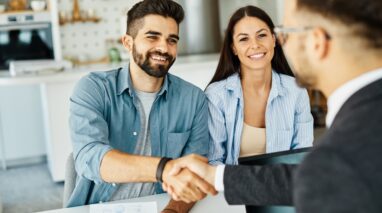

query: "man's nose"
xmin=155 ymin=39 xmax=169 ymax=53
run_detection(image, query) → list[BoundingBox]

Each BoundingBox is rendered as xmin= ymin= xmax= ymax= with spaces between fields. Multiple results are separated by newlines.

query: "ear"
xmin=122 ymin=34 xmax=133 ymax=52
xmin=311 ymin=28 xmax=330 ymax=59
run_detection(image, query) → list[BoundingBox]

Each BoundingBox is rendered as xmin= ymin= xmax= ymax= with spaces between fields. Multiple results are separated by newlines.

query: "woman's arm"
xmin=291 ymin=89 xmax=314 ymax=149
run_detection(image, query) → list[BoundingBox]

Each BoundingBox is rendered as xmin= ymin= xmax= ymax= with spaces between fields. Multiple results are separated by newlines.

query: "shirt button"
xmin=112 ymin=183 xmax=116 ymax=187
xmin=133 ymin=132 xmax=137 ymax=136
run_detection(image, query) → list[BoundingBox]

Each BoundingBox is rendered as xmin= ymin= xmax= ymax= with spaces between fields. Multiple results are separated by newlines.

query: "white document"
xmin=90 ymin=201 xmax=157 ymax=213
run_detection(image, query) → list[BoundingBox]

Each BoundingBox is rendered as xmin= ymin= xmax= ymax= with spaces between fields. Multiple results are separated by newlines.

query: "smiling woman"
xmin=205 ymin=5 xmax=314 ymax=165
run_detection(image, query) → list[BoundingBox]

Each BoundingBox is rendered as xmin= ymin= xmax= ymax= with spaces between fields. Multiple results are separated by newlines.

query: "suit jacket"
xmin=223 ymin=78 xmax=382 ymax=213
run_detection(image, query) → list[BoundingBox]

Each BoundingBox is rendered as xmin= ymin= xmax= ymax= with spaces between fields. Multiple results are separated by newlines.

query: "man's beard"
xmin=132 ymin=45 xmax=176 ymax=78
xmin=285 ymin=43 xmax=317 ymax=89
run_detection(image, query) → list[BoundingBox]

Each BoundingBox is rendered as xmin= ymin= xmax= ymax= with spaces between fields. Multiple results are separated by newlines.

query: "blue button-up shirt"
xmin=206 ymin=71 xmax=314 ymax=165
xmin=67 ymin=66 xmax=209 ymax=207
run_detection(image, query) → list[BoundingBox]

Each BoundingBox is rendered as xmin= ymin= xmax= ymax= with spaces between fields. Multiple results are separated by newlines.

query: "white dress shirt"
xmin=214 ymin=67 xmax=382 ymax=191
xmin=326 ymin=68 xmax=382 ymax=127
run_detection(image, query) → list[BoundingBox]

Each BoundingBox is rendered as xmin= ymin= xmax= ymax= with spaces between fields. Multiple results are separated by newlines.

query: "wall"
xmin=218 ymin=0 xmax=284 ymax=39
xmin=57 ymin=0 xmax=137 ymax=61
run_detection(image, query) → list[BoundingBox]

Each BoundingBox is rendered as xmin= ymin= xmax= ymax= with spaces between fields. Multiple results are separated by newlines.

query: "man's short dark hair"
xmin=126 ymin=0 xmax=184 ymax=38
xmin=297 ymin=0 xmax=382 ymax=48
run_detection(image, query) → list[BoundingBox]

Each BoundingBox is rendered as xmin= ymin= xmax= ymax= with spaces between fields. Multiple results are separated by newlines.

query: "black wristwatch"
xmin=156 ymin=157 xmax=172 ymax=182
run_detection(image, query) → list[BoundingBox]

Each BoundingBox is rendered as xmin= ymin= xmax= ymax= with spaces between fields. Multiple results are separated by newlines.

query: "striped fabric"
xmin=206 ymin=71 xmax=314 ymax=165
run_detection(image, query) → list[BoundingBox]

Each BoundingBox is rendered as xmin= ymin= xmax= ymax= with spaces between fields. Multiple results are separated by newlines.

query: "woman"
xmin=206 ymin=6 xmax=313 ymax=165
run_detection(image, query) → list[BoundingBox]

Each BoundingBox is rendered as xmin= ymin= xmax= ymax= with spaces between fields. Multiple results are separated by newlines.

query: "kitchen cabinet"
xmin=0 ymin=85 xmax=46 ymax=168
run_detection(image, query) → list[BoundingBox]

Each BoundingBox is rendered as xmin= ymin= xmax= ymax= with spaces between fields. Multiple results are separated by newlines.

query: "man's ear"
xmin=122 ymin=34 xmax=133 ymax=52
xmin=312 ymin=28 xmax=331 ymax=60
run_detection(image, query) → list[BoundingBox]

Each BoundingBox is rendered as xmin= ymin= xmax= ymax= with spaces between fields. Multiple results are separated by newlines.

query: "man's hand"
xmin=162 ymin=154 xmax=218 ymax=202
xmin=170 ymin=154 xmax=217 ymax=185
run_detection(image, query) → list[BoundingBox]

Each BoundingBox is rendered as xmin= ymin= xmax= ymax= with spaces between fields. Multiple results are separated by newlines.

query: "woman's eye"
xmin=258 ymin=34 xmax=267 ymax=38
xmin=239 ymin=37 xmax=248 ymax=42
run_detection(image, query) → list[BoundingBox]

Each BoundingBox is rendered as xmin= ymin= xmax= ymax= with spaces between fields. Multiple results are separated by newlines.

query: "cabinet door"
xmin=0 ymin=85 xmax=46 ymax=162
xmin=40 ymin=81 xmax=77 ymax=182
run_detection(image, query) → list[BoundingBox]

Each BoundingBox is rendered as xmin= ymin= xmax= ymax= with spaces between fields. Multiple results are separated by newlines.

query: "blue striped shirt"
xmin=206 ymin=71 xmax=314 ymax=165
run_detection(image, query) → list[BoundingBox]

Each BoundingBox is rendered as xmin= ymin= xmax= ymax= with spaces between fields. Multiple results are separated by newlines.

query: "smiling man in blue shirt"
xmin=67 ymin=0 xmax=216 ymax=211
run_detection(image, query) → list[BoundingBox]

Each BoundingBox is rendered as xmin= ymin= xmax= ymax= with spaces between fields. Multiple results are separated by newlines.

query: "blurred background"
xmin=0 ymin=1 xmax=326 ymax=212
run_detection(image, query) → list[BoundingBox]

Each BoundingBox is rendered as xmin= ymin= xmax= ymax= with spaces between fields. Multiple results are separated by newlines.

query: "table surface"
xmin=37 ymin=193 xmax=246 ymax=213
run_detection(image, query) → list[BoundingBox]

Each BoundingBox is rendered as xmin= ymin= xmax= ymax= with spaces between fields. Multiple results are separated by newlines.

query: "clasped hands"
xmin=162 ymin=154 xmax=218 ymax=203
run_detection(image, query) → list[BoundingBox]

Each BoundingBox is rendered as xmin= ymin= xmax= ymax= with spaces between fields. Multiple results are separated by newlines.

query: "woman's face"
xmin=231 ymin=16 xmax=276 ymax=72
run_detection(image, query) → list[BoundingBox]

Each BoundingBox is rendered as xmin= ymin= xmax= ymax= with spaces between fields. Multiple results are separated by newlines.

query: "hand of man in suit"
xmin=162 ymin=154 xmax=218 ymax=202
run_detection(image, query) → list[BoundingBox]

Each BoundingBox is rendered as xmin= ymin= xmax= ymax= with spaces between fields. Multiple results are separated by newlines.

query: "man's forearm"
xmin=100 ymin=149 xmax=161 ymax=183
xmin=162 ymin=199 xmax=196 ymax=213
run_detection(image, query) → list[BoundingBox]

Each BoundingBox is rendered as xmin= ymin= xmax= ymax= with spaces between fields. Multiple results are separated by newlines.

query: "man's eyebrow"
xmin=145 ymin=30 xmax=161 ymax=35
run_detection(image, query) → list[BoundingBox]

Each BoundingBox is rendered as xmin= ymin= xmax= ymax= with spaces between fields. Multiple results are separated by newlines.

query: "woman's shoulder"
xmin=276 ymin=72 xmax=306 ymax=94
xmin=205 ymin=73 xmax=240 ymax=94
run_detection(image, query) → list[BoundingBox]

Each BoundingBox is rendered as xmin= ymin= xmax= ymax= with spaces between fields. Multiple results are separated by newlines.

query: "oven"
xmin=0 ymin=12 xmax=55 ymax=71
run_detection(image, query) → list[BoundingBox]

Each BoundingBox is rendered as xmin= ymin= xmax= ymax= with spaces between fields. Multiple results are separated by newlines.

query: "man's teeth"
xmin=250 ymin=53 xmax=265 ymax=59
xmin=151 ymin=55 xmax=167 ymax=61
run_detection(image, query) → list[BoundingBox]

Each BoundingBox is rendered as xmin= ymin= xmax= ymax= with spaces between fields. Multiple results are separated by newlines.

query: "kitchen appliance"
xmin=177 ymin=0 xmax=221 ymax=55
xmin=0 ymin=11 xmax=56 ymax=71
xmin=9 ymin=59 xmax=72 ymax=76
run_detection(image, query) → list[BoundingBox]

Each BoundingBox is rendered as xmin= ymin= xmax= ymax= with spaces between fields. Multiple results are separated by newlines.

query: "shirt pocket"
xmin=273 ymin=129 xmax=293 ymax=152
xmin=166 ymin=131 xmax=191 ymax=158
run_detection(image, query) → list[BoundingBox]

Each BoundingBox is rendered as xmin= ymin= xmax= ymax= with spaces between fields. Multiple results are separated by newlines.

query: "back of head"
xmin=296 ymin=0 xmax=382 ymax=49
xmin=126 ymin=0 xmax=184 ymax=38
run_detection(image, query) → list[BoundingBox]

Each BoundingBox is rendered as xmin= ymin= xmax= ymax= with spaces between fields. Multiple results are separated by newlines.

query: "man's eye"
xmin=147 ymin=36 xmax=157 ymax=40
xmin=168 ymin=39 xmax=178 ymax=45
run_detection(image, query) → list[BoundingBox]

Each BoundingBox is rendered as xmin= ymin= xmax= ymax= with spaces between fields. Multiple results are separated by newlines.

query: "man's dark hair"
xmin=297 ymin=0 xmax=382 ymax=48
xmin=126 ymin=0 xmax=184 ymax=38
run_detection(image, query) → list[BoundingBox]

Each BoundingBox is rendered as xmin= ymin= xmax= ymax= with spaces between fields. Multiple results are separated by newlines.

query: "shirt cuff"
xmin=214 ymin=165 xmax=225 ymax=191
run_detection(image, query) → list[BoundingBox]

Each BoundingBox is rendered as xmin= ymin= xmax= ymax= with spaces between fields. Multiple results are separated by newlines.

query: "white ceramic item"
xmin=30 ymin=0 xmax=46 ymax=11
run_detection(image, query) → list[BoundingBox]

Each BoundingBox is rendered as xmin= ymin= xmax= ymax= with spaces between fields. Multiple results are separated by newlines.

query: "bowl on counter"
xmin=30 ymin=0 xmax=46 ymax=11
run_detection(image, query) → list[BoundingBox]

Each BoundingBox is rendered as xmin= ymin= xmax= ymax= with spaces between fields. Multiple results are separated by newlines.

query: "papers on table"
xmin=90 ymin=201 xmax=157 ymax=213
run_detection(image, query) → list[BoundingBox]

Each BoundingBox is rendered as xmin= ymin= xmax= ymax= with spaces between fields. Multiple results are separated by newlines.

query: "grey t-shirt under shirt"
xmin=110 ymin=89 xmax=158 ymax=201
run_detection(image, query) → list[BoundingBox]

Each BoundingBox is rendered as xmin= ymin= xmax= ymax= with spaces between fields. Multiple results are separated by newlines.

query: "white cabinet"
xmin=40 ymin=80 xmax=82 ymax=182
xmin=0 ymin=85 xmax=46 ymax=166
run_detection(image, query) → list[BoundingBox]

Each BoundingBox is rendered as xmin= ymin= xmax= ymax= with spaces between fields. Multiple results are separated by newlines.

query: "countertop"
xmin=0 ymin=53 xmax=219 ymax=86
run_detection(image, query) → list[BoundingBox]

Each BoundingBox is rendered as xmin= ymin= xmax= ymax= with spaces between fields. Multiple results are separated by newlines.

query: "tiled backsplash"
xmin=57 ymin=0 xmax=139 ymax=61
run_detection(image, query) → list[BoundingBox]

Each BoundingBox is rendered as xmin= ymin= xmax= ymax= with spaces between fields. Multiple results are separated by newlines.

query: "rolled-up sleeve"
xmin=291 ymin=89 xmax=314 ymax=149
xmin=69 ymin=75 xmax=113 ymax=184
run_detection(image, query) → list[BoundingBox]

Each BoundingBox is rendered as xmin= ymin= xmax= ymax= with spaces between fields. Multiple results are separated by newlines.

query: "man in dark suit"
xmin=163 ymin=0 xmax=382 ymax=212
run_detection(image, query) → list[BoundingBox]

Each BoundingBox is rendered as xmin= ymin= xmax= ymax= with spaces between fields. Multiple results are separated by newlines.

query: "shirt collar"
xmin=116 ymin=64 xmax=169 ymax=98
xmin=225 ymin=70 xmax=285 ymax=100
xmin=326 ymin=67 xmax=382 ymax=128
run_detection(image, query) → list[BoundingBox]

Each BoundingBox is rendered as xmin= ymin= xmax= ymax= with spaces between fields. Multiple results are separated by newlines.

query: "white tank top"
xmin=239 ymin=123 xmax=266 ymax=157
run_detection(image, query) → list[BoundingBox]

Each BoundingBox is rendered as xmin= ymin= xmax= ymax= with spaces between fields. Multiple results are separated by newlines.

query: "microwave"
xmin=0 ymin=12 xmax=55 ymax=71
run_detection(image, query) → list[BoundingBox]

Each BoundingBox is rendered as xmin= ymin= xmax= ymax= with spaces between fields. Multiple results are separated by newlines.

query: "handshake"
xmin=161 ymin=154 xmax=219 ymax=203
